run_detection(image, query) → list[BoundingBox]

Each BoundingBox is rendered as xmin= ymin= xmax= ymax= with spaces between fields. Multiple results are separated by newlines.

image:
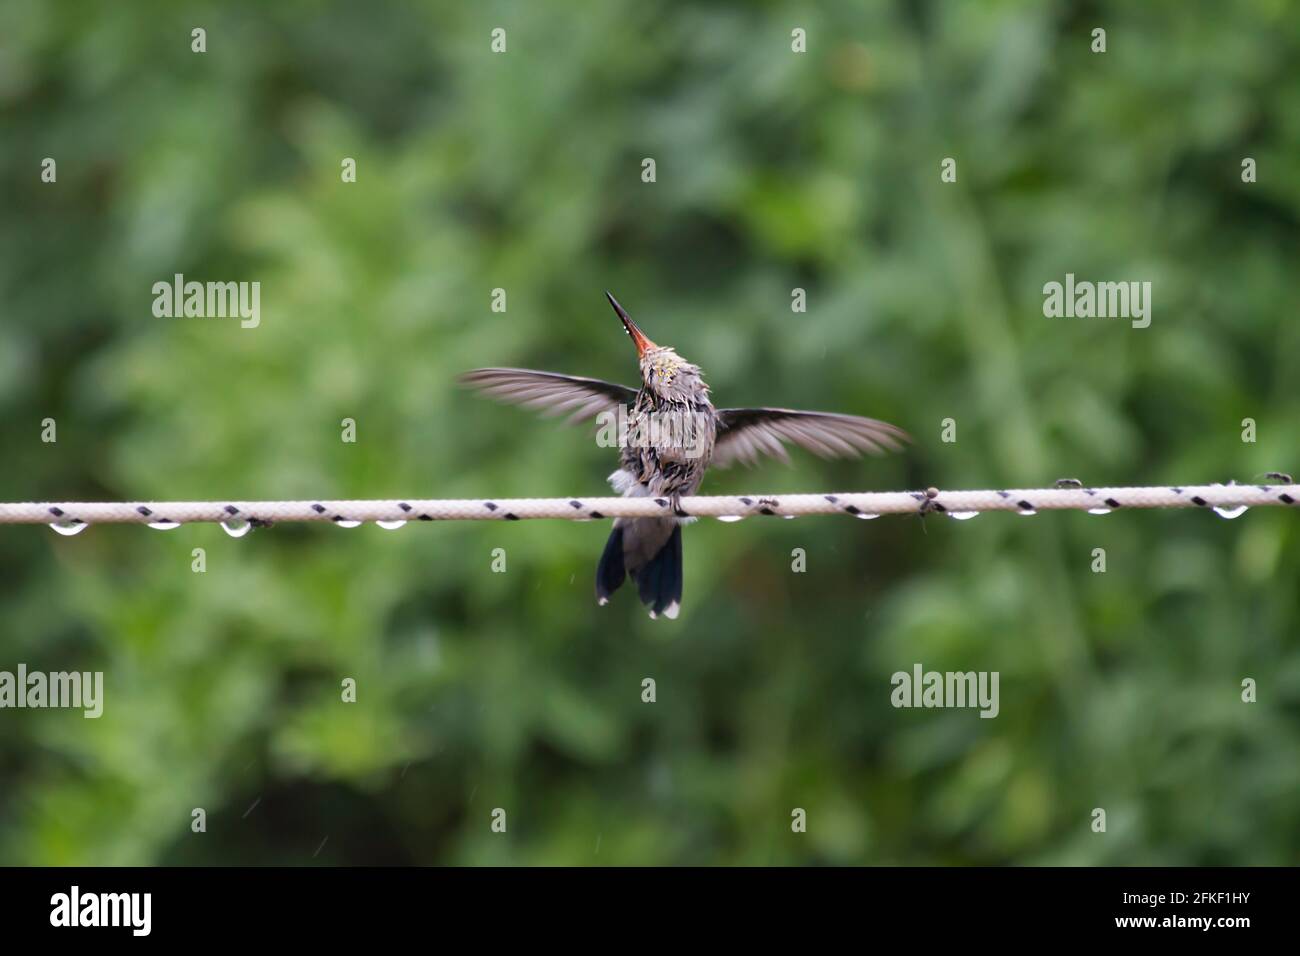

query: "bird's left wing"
xmin=712 ymin=407 xmax=910 ymax=468
xmin=459 ymin=368 xmax=638 ymax=424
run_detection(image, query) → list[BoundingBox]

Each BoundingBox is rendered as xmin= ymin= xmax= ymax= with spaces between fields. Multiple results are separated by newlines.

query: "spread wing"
xmin=459 ymin=368 xmax=637 ymax=424
xmin=712 ymin=407 xmax=910 ymax=468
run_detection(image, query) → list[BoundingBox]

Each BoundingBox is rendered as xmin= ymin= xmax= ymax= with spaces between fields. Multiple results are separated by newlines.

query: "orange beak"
xmin=606 ymin=291 xmax=656 ymax=356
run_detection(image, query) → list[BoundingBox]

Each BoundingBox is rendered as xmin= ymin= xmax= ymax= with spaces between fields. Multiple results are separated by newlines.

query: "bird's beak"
xmin=606 ymin=291 xmax=656 ymax=357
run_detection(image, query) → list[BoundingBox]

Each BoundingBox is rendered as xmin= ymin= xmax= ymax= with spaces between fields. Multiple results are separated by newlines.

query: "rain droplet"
xmin=335 ymin=519 xmax=362 ymax=529
xmin=1017 ymin=508 xmax=1038 ymax=516
xmin=376 ymin=520 xmax=407 ymax=530
xmin=147 ymin=520 xmax=181 ymax=530
xmin=49 ymin=520 xmax=88 ymax=536
xmin=854 ymin=512 xmax=880 ymax=520
xmin=782 ymin=515 xmax=797 ymax=520
xmin=948 ymin=511 xmax=979 ymax=521
xmin=716 ymin=515 xmax=745 ymax=523
xmin=1087 ymin=508 xmax=1111 ymax=515
xmin=1213 ymin=505 xmax=1248 ymax=519
xmin=220 ymin=519 xmax=251 ymax=538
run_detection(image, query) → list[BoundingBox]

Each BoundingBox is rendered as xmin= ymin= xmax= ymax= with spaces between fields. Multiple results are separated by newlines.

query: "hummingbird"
xmin=460 ymin=293 xmax=909 ymax=619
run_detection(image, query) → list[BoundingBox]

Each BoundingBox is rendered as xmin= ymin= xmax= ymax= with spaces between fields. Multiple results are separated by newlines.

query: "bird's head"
xmin=605 ymin=291 xmax=707 ymax=402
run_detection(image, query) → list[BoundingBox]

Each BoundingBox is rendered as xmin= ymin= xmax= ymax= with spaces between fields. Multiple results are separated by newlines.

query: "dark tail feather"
xmin=595 ymin=525 xmax=627 ymax=605
xmin=633 ymin=525 xmax=683 ymax=620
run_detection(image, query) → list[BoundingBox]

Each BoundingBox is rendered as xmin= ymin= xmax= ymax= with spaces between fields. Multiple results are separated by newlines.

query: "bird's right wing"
xmin=712 ymin=407 xmax=910 ymax=468
xmin=459 ymin=368 xmax=637 ymax=424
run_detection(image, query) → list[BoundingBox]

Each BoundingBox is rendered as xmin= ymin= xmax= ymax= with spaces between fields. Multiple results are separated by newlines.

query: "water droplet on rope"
xmin=1087 ymin=507 xmax=1111 ymax=515
xmin=147 ymin=520 xmax=181 ymax=530
xmin=854 ymin=512 xmax=880 ymax=520
xmin=1017 ymin=508 xmax=1038 ymax=516
xmin=948 ymin=511 xmax=979 ymax=521
xmin=335 ymin=519 xmax=362 ymax=529
xmin=1213 ymin=505 xmax=1248 ymax=519
xmin=782 ymin=515 xmax=797 ymax=520
xmin=716 ymin=515 xmax=745 ymax=523
xmin=220 ymin=519 xmax=251 ymax=538
xmin=49 ymin=521 xmax=88 ymax=536
xmin=376 ymin=520 xmax=407 ymax=530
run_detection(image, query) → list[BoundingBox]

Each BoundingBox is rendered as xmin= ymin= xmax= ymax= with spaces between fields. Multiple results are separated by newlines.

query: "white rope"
xmin=2 ymin=481 xmax=1293 ymax=529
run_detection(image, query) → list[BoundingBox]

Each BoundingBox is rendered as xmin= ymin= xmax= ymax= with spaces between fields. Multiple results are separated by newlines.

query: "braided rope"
xmin=2 ymin=481 xmax=1294 ymax=529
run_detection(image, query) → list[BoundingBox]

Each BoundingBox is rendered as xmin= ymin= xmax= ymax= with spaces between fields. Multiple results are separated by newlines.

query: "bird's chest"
xmin=623 ymin=394 xmax=714 ymax=485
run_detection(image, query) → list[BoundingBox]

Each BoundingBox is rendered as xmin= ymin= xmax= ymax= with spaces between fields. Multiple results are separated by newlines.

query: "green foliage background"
xmin=1 ymin=0 xmax=1298 ymax=865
